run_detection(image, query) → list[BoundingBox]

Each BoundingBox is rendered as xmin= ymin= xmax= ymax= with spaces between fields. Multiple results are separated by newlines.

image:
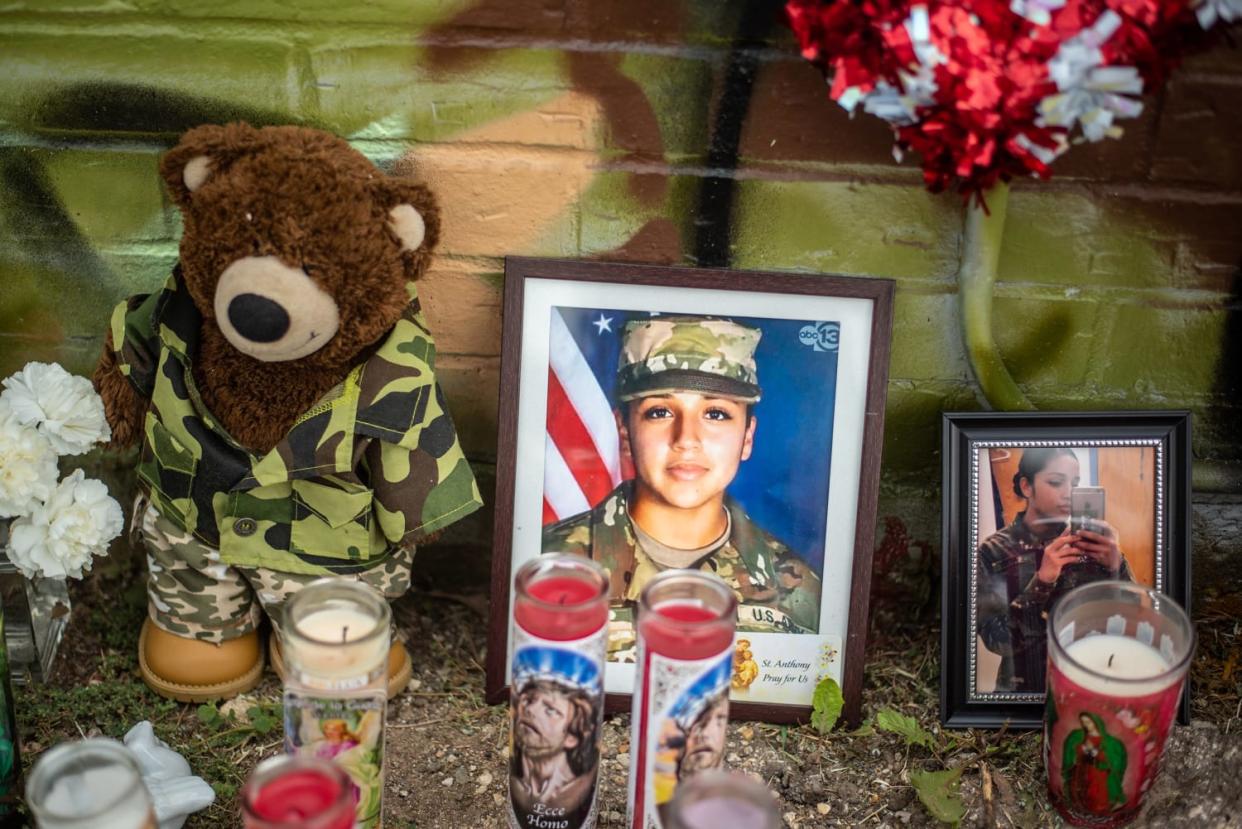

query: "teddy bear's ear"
xmin=159 ymin=122 xmax=263 ymax=207
xmin=374 ymin=179 xmax=441 ymax=276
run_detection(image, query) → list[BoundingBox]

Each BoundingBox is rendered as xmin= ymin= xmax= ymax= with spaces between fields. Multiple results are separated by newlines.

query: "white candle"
xmin=1061 ymin=634 xmax=1175 ymax=696
xmin=285 ymin=604 xmax=387 ymax=684
xmin=27 ymin=741 xmax=155 ymax=829
xmin=43 ymin=765 xmax=153 ymax=829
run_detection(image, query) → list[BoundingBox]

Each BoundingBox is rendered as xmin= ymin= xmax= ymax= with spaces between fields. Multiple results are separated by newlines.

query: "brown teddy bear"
xmin=93 ymin=123 xmax=482 ymax=702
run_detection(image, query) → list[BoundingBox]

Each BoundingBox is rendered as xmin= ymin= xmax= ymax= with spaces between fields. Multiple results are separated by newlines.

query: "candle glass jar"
xmin=26 ymin=739 xmax=155 ymax=829
xmin=1045 ymin=580 xmax=1194 ymax=827
xmin=663 ymin=770 xmax=781 ymax=829
xmin=628 ymin=570 xmax=738 ymax=829
xmin=508 ymin=554 xmax=609 ymax=829
xmin=241 ymin=755 xmax=356 ymax=829
xmin=280 ymin=579 xmax=391 ymax=829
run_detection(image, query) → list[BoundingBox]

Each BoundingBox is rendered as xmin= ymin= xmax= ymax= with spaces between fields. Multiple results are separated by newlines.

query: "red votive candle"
xmin=509 ymin=554 xmax=610 ymax=829
xmin=1044 ymin=581 xmax=1195 ymax=828
xmin=628 ymin=570 xmax=738 ymax=829
xmin=241 ymin=755 xmax=354 ymax=829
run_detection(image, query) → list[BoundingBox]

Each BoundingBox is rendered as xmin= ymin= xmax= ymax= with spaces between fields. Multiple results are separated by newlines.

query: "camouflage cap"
xmin=616 ymin=316 xmax=762 ymax=403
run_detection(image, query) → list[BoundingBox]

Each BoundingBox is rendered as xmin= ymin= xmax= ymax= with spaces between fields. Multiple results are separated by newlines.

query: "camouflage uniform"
xmin=543 ymin=482 xmax=822 ymax=661
xmin=543 ymin=316 xmax=821 ymax=661
xmin=109 ymin=270 xmax=482 ymax=643
xmin=976 ymin=512 xmax=1132 ymax=692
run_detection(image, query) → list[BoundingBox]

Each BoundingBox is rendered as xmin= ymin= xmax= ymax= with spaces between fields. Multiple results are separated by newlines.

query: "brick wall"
xmin=1 ymin=0 xmax=1239 ymax=578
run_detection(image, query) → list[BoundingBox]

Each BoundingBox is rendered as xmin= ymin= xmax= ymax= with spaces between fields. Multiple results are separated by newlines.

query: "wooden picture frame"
xmin=941 ymin=411 xmax=1193 ymax=729
xmin=484 ymin=257 xmax=894 ymax=724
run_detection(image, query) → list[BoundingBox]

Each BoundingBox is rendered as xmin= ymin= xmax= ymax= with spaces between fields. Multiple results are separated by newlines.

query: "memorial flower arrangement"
xmin=785 ymin=0 xmax=1239 ymax=198
xmin=0 ymin=362 xmax=122 ymax=580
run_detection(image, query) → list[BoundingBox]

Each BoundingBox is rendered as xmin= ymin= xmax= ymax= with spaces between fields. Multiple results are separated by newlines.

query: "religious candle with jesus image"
xmin=628 ymin=570 xmax=737 ymax=829
xmin=509 ymin=555 xmax=609 ymax=829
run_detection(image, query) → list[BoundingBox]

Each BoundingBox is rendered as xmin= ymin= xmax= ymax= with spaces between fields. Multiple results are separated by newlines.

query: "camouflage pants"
xmin=138 ymin=499 xmax=413 ymax=644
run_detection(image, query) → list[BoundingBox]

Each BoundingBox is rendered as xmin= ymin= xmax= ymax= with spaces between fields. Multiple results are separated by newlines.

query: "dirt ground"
xmin=14 ymin=540 xmax=1242 ymax=828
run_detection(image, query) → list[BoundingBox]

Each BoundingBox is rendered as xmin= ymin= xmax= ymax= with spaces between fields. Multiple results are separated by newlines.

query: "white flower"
xmin=7 ymin=469 xmax=123 ymax=580
xmin=1 ymin=362 xmax=111 ymax=456
xmin=0 ymin=413 xmax=59 ymax=518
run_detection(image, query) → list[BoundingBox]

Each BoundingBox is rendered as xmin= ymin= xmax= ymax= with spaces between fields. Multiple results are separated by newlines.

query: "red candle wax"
xmin=639 ymin=601 xmax=734 ymax=659
xmin=514 ymin=574 xmax=608 ymax=640
xmin=245 ymin=770 xmax=353 ymax=829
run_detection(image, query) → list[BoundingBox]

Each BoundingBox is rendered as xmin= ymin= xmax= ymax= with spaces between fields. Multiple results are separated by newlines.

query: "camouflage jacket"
xmin=109 ymin=269 xmax=482 ymax=576
xmin=976 ymin=512 xmax=1132 ymax=693
xmin=542 ymin=482 xmax=821 ymax=659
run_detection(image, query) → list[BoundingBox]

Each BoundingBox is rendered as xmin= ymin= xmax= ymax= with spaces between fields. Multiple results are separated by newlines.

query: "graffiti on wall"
xmin=0 ymin=0 xmax=1239 ymax=493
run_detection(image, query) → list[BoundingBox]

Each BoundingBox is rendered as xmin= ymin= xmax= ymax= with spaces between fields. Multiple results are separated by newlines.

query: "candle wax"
xmin=1061 ymin=634 xmax=1174 ymax=696
xmin=43 ymin=765 xmax=152 ymax=829
xmin=247 ymin=770 xmax=353 ymax=829
xmin=639 ymin=600 xmax=734 ymax=659
xmin=514 ymin=575 xmax=607 ymax=641
xmin=679 ymin=797 xmax=773 ymax=829
xmin=287 ymin=607 xmax=386 ymax=681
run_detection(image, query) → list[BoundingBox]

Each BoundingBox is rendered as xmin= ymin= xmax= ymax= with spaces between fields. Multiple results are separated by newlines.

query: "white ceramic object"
xmin=123 ymin=722 xmax=215 ymax=829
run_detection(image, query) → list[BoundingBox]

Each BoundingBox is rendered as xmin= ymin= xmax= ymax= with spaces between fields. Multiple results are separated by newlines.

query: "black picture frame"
xmin=485 ymin=257 xmax=895 ymax=725
xmin=941 ymin=411 xmax=1192 ymax=729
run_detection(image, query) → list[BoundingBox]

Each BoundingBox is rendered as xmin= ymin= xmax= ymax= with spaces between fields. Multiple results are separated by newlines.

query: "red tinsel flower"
xmin=784 ymin=0 xmax=1230 ymax=198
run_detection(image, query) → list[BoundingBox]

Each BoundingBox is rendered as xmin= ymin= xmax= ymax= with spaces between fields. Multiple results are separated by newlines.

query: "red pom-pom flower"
xmin=785 ymin=0 xmax=1232 ymax=197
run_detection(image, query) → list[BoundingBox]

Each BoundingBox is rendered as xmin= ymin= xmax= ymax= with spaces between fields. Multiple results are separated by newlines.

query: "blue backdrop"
xmin=553 ymin=307 xmax=839 ymax=576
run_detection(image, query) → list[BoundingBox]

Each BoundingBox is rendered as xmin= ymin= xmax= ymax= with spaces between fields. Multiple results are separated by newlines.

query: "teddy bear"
xmin=93 ymin=123 xmax=482 ymax=702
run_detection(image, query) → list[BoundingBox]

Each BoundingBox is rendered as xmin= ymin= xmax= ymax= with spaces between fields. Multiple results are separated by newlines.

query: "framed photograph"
xmin=940 ymin=411 xmax=1192 ymax=729
xmin=485 ymin=257 xmax=894 ymax=724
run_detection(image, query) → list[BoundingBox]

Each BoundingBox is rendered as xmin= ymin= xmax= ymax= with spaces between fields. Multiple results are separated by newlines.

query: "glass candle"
xmin=1045 ymin=581 xmax=1194 ymax=827
xmin=280 ymin=579 xmax=391 ymax=829
xmin=241 ymin=755 xmax=355 ymax=829
xmin=628 ymin=570 xmax=737 ymax=829
xmin=508 ymin=554 xmax=609 ymax=829
xmin=663 ymin=770 xmax=781 ymax=829
xmin=26 ymin=739 xmax=155 ymax=829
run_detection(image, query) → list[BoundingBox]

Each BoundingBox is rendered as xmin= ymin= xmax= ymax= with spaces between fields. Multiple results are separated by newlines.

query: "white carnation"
xmin=0 ymin=413 xmax=59 ymax=518
xmin=1 ymin=362 xmax=111 ymax=456
xmin=7 ymin=469 xmax=123 ymax=580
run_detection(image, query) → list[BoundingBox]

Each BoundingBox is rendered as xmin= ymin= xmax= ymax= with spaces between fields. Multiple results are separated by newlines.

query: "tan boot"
xmin=139 ymin=619 xmax=264 ymax=703
xmin=269 ymin=636 xmax=413 ymax=700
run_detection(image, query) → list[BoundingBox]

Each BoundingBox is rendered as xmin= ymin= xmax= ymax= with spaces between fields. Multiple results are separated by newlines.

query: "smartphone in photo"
xmin=1070 ymin=486 xmax=1106 ymax=535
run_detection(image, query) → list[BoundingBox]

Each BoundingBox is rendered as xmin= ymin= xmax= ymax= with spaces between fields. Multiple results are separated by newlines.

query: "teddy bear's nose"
xmin=227 ymin=293 xmax=291 ymax=343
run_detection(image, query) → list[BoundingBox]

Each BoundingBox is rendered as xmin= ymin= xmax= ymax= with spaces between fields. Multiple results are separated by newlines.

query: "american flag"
xmin=542 ymin=307 xmax=635 ymax=525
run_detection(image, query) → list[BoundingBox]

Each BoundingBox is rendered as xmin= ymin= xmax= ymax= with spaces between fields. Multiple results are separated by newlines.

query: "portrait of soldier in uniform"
xmin=508 ymin=649 xmax=603 ymax=826
xmin=543 ymin=315 xmax=824 ymax=661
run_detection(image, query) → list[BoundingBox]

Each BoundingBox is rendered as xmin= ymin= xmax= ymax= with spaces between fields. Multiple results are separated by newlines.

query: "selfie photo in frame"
xmin=485 ymin=258 xmax=894 ymax=724
xmin=940 ymin=411 xmax=1193 ymax=729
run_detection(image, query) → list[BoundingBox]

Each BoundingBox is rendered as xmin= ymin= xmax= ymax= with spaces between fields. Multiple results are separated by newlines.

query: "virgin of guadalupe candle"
xmin=241 ymin=755 xmax=355 ymax=829
xmin=663 ymin=770 xmax=780 ymax=829
xmin=1045 ymin=580 xmax=1194 ymax=828
xmin=628 ymin=570 xmax=737 ymax=829
xmin=509 ymin=554 xmax=610 ymax=829
xmin=280 ymin=579 xmax=391 ymax=829
xmin=25 ymin=739 xmax=155 ymax=829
